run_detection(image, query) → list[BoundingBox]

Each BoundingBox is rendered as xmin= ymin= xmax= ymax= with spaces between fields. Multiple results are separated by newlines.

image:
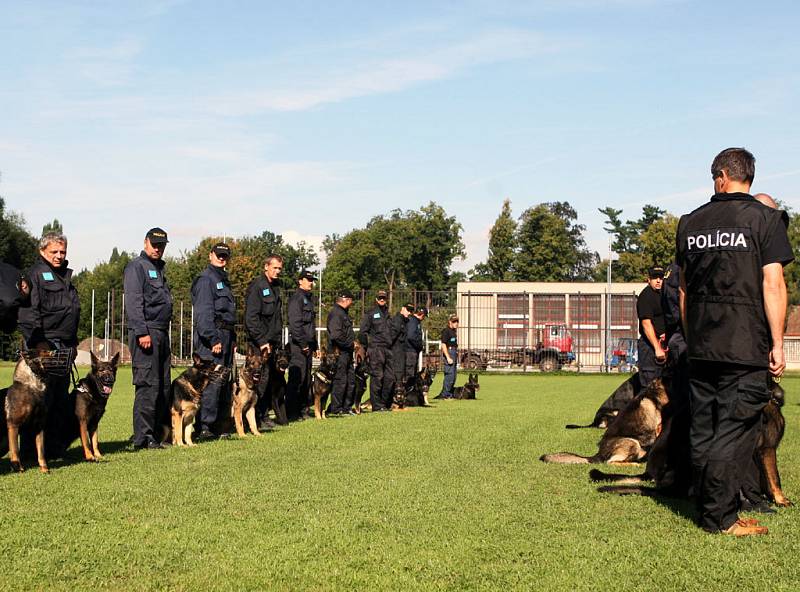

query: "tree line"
xmin=2 ymin=193 xmax=800 ymax=346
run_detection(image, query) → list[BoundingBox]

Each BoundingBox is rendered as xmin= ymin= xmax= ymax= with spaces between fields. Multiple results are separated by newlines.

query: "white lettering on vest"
xmin=686 ymin=231 xmax=748 ymax=251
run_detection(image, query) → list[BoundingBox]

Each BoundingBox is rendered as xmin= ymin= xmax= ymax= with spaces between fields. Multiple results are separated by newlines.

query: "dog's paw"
xmin=39 ymin=465 xmax=50 ymax=474
xmin=10 ymin=461 xmax=24 ymax=473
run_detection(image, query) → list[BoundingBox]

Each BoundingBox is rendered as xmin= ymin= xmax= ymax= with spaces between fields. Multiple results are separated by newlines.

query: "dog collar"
xmin=314 ymin=372 xmax=331 ymax=384
xmin=77 ymin=384 xmax=89 ymax=393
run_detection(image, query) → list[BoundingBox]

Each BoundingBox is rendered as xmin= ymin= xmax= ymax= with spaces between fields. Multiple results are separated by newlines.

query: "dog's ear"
xmin=110 ymin=352 xmax=120 ymax=367
xmin=192 ymin=352 xmax=202 ymax=366
xmin=90 ymin=351 xmax=99 ymax=368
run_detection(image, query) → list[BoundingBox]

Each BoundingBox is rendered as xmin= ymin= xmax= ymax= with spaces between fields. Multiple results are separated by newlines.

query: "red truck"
xmin=457 ymin=323 xmax=575 ymax=372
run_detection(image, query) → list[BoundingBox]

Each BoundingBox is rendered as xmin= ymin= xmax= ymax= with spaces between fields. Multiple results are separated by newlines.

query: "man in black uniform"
xmin=18 ymin=232 xmax=80 ymax=458
xmin=359 ymin=290 xmax=393 ymax=411
xmin=405 ymin=306 xmax=427 ymax=382
xmin=390 ymin=303 xmax=414 ymax=389
xmin=191 ymin=242 xmax=236 ymax=439
xmin=636 ymin=266 xmax=667 ymax=386
xmin=124 ymin=227 xmax=173 ymax=450
xmin=677 ymin=147 xmax=793 ymax=536
xmin=286 ymin=270 xmax=317 ymax=420
xmin=437 ymin=314 xmax=459 ymax=399
xmin=244 ymin=254 xmax=284 ymax=427
xmin=326 ymin=290 xmax=355 ymax=416
xmin=0 ymin=262 xmax=29 ymax=333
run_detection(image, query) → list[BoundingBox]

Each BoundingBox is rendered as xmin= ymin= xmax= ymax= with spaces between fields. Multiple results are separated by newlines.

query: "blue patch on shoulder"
xmin=216 ymin=281 xmax=224 ymax=290
xmin=450 ymin=337 xmax=456 ymax=342
xmin=262 ymin=288 xmax=270 ymax=296
xmin=373 ymin=312 xmax=381 ymax=319
xmin=304 ymin=298 xmax=309 ymax=305
xmin=148 ymin=269 xmax=158 ymax=279
xmin=42 ymin=271 xmax=54 ymax=281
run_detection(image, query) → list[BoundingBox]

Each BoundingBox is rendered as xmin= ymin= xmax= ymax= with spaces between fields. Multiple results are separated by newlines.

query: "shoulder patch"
xmin=373 ymin=312 xmax=381 ymax=319
xmin=663 ymin=268 xmax=671 ymax=279
xmin=148 ymin=269 xmax=158 ymax=279
xmin=262 ymin=288 xmax=270 ymax=296
xmin=304 ymin=298 xmax=309 ymax=305
xmin=216 ymin=281 xmax=225 ymax=290
xmin=42 ymin=271 xmax=54 ymax=281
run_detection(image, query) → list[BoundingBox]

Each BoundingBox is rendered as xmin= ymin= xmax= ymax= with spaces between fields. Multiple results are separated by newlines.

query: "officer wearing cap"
xmin=359 ymin=290 xmax=394 ymax=411
xmin=390 ymin=302 xmax=414 ymax=389
xmin=0 ymin=262 xmax=30 ymax=333
xmin=405 ymin=306 xmax=427 ymax=378
xmin=191 ymin=242 xmax=236 ymax=439
xmin=326 ymin=289 xmax=355 ymax=415
xmin=636 ymin=266 xmax=667 ymax=386
xmin=244 ymin=253 xmax=284 ymax=427
xmin=123 ymin=227 xmax=173 ymax=450
xmin=18 ymin=231 xmax=80 ymax=458
xmin=436 ymin=314 xmax=459 ymax=399
xmin=286 ymin=269 xmax=317 ymax=420
xmin=677 ymin=147 xmax=793 ymax=536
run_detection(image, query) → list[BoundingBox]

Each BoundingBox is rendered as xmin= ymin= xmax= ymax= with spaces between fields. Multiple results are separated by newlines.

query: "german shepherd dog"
xmin=592 ymin=377 xmax=792 ymax=507
xmin=403 ymin=366 xmax=435 ymax=407
xmin=2 ymin=351 xmax=54 ymax=473
xmin=352 ymin=342 xmax=368 ymax=414
xmin=392 ymin=383 xmax=407 ymax=410
xmin=541 ymin=376 xmax=670 ymax=464
xmin=170 ymin=354 xmax=228 ymax=446
xmin=66 ymin=352 xmax=120 ymax=462
xmin=268 ymin=344 xmax=290 ymax=425
xmin=453 ymin=373 xmax=480 ymax=400
xmin=229 ymin=345 xmax=266 ymax=437
xmin=566 ymin=372 xmax=642 ymax=429
xmin=312 ymin=349 xmax=338 ymax=419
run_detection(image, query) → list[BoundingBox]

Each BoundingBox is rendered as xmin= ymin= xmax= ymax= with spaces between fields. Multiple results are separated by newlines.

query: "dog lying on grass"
xmin=541 ymin=376 xmax=670 ymax=465
xmin=453 ymin=373 xmax=479 ymax=400
xmin=566 ymin=372 xmax=642 ymax=429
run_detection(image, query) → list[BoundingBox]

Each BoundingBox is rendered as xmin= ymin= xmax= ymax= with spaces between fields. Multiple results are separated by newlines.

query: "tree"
xmin=783 ymin=208 xmax=800 ymax=305
xmin=470 ymin=199 xmax=516 ymax=281
xmin=42 ymin=219 xmax=63 ymax=236
xmin=0 ymin=196 xmax=38 ymax=269
xmin=513 ymin=201 xmax=597 ymax=281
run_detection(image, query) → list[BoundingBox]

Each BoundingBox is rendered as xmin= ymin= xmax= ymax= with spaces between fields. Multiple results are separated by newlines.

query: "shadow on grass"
xmin=0 ymin=438 xmax=138 ymax=475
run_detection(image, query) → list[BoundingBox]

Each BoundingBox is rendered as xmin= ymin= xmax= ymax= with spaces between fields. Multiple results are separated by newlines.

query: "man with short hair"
xmin=19 ymin=232 xmax=80 ymax=458
xmin=245 ymin=254 xmax=284 ymax=427
xmin=405 ymin=306 xmax=427 ymax=379
xmin=326 ymin=290 xmax=355 ymax=416
xmin=191 ymin=242 xmax=236 ymax=439
xmin=359 ymin=290 xmax=394 ymax=411
xmin=677 ymin=147 xmax=793 ymax=536
xmin=636 ymin=266 xmax=667 ymax=386
xmin=286 ymin=270 xmax=317 ymax=420
xmin=124 ymin=227 xmax=173 ymax=450
xmin=437 ymin=314 xmax=459 ymax=399
xmin=390 ymin=302 xmax=414 ymax=388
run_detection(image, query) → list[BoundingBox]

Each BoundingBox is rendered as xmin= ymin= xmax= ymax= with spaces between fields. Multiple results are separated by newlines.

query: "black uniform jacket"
xmin=244 ymin=275 xmax=282 ymax=347
xmin=327 ymin=303 xmax=355 ymax=352
xmin=405 ymin=316 xmax=423 ymax=353
xmin=359 ymin=304 xmax=392 ymax=348
xmin=123 ymin=251 xmax=173 ymax=336
xmin=391 ymin=313 xmax=407 ymax=351
xmin=676 ymin=193 xmax=794 ymax=366
xmin=287 ymin=288 xmax=317 ymax=350
xmin=19 ymin=257 xmax=80 ymax=346
xmin=192 ymin=265 xmax=236 ymax=358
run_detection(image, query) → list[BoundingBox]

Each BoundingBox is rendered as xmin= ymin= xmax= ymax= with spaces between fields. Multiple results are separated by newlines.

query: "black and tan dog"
xmin=312 ymin=349 xmax=338 ymax=419
xmin=170 ymin=354 xmax=227 ymax=446
xmin=403 ymin=366 xmax=435 ymax=407
xmin=352 ymin=342 xmax=368 ymax=414
xmin=453 ymin=373 xmax=480 ymax=400
xmin=566 ymin=372 xmax=642 ymax=429
xmin=2 ymin=350 xmax=55 ymax=473
xmin=268 ymin=344 xmax=290 ymax=425
xmin=541 ymin=376 xmax=670 ymax=464
xmin=66 ymin=352 xmax=120 ymax=462
xmin=228 ymin=345 xmax=266 ymax=437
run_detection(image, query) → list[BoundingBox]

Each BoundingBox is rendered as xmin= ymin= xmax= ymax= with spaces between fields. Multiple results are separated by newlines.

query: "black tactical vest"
xmin=676 ymin=193 xmax=785 ymax=367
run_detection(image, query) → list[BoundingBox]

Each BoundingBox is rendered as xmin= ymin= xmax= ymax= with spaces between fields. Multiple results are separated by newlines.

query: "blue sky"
xmin=2 ymin=0 xmax=799 ymax=273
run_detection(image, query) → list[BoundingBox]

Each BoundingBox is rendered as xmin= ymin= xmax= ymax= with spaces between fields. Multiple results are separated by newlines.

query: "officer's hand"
xmin=19 ymin=279 xmax=30 ymax=297
xmin=655 ymin=345 xmax=667 ymax=364
xmin=302 ymin=346 xmax=310 ymax=356
xmin=769 ymin=347 xmax=786 ymax=378
xmin=138 ymin=335 xmax=152 ymax=350
xmin=212 ymin=342 xmax=222 ymax=355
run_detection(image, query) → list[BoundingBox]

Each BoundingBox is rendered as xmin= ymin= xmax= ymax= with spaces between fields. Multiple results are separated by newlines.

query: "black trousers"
xmin=130 ymin=328 xmax=172 ymax=447
xmin=330 ymin=349 xmax=354 ymax=413
xmin=199 ymin=329 xmax=235 ymax=431
xmin=285 ymin=343 xmax=312 ymax=418
xmin=637 ymin=338 xmax=663 ymax=386
xmin=368 ymin=346 xmax=394 ymax=410
xmin=689 ymin=361 xmax=769 ymax=532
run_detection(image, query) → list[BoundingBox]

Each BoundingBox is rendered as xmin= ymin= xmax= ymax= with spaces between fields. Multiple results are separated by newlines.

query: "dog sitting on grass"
xmin=312 ymin=349 xmax=338 ymax=419
xmin=169 ymin=354 xmax=228 ymax=446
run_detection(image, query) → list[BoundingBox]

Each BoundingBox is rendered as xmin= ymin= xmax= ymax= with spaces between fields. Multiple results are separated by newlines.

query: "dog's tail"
xmin=539 ymin=452 xmax=593 ymax=464
xmin=565 ymin=422 xmax=597 ymax=429
xmin=596 ymin=485 xmax=657 ymax=496
xmin=589 ymin=468 xmax=649 ymax=484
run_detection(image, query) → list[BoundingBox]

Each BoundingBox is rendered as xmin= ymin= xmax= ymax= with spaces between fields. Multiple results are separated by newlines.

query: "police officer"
xmin=636 ymin=266 xmax=667 ymax=386
xmin=0 ymin=262 xmax=29 ymax=333
xmin=390 ymin=302 xmax=414 ymax=388
xmin=244 ymin=253 xmax=284 ymax=427
xmin=191 ymin=242 xmax=236 ymax=439
xmin=123 ymin=227 xmax=173 ymax=450
xmin=326 ymin=290 xmax=355 ymax=416
xmin=436 ymin=314 xmax=459 ymax=399
xmin=359 ymin=290 xmax=394 ymax=411
xmin=405 ymin=306 xmax=427 ymax=379
xmin=286 ymin=270 xmax=317 ymax=420
xmin=18 ymin=232 xmax=80 ymax=458
xmin=677 ymin=147 xmax=793 ymax=536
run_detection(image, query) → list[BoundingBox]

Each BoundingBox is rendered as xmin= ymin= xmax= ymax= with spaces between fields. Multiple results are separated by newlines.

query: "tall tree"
xmin=513 ymin=201 xmax=597 ymax=281
xmin=0 ymin=196 xmax=38 ymax=269
xmin=42 ymin=218 xmax=63 ymax=236
xmin=470 ymin=198 xmax=516 ymax=281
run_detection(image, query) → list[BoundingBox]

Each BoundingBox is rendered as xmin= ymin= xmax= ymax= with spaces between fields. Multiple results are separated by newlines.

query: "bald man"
xmin=754 ymin=193 xmax=778 ymax=209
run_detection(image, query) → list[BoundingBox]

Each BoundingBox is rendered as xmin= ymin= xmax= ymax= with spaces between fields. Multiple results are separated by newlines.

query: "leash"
xmin=314 ymin=371 xmax=331 ymax=384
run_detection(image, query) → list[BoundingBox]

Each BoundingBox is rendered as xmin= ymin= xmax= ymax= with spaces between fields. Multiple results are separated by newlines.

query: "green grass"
xmin=0 ymin=368 xmax=798 ymax=591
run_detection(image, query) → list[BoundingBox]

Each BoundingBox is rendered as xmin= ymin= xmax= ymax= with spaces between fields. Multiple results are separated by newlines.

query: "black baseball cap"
xmin=298 ymin=269 xmax=317 ymax=281
xmin=338 ymin=289 xmax=354 ymax=300
xmin=212 ymin=242 xmax=231 ymax=257
xmin=403 ymin=302 xmax=415 ymax=313
xmin=146 ymin=227 xmax=169 ymax=244
xmin=416 ymin=306 xmax=428 ymax=316
xmin=648 ymin=266 xmax=665 ymax=279
xmin=376 ymin=289 xmax=388 ymax=300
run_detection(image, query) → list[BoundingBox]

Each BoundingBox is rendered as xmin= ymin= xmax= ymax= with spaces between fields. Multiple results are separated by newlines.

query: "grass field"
xmin=0 ymin=366 xmax=798 ymax=591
